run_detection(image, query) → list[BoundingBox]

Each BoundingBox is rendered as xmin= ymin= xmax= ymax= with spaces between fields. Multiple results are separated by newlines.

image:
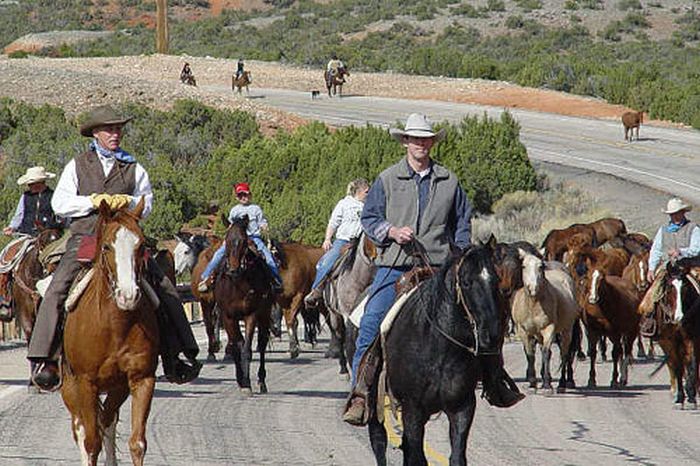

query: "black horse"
xmin=368 ymin=243 xmax=506 ymax=466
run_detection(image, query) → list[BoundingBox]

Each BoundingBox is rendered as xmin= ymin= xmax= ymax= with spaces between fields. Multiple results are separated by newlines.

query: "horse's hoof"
xmin=338 ymin=372 xmax=350 ymax=382
xmin=258 ymin=383 xmax=268 ymax=394
xmin=206 ymin=353 xmax=217 ymax=363
xmin=673 ymin=402 xmax=684 ymax=410
xmin=577 ymin=352 xmax=587 ymax=361
xmin=566 ymin=381 xmax=576 ymax=389
xmin=223 ymin=353 xmax=234 ymax=363
xmin=587 ymin=380 xmax=596 ymax=389
xmin=290 ymin=348 xmax=300 ymax=360
xmin=611 ymin=381 xmax=621 ymax=389
xmin=240 ymin=387 xmax=253 ymax=397
xmin=527 ymin=385 xmax=537 ymax=394
xmin=556 ymin=386 xmax=566 ymax=394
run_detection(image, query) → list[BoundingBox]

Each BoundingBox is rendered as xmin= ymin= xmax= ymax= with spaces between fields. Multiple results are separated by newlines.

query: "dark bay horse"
xmin=368 ymin=244 xmax=505 ymax=466
xmin=232 ymin=71 xmax=252 ymax=94
xmin=191 ymin=237 xmax=223 ymax=361
xmin=61 ymin=199 xmax=158 ymax=466
xmin=214 ymin=216 xmax=274 ymax=394
xmin=325 ymin=66 xmax=348 ymax=97
xmin=653 ymin=258 xmax=700 ymax=409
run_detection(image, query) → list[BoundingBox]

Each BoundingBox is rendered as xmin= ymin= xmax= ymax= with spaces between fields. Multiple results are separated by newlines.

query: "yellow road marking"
xmin=383 ymin=397 xmax=449 ymax=466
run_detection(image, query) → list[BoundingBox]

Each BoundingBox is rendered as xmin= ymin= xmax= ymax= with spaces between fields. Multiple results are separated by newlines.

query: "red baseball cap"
xmin=235 ymin=183 xmax=251 ymax=195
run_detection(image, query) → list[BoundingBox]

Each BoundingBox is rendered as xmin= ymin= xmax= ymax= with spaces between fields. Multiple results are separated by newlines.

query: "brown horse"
xmin=276 ymin=242 xmax=325 ymax=359
xmin=61 ymin=199 xmax=158 ymax=466
xmin=214 ymin=216 xmax=274 ymax=394
xmin=577 ymin=255 xmax=641 ymax=388
xmin=588 ymin=217 xmax=627 ymax=244
xmin=232 ymin=71 xmax=252 ymax=94
xmin=623 ymin=251 xmax=656 ymax=359
xmin=622 ymin=111 xmax=643 ymax=141
xmin=191 ymin=237 xmax=223 ymax=361
xmin=542 ymin=223 xmax=597 ymax=261
xmin=325 ymin=66 xmax=348 ymax=97
xmin=652 ymin=258 xmax=700 ymax=409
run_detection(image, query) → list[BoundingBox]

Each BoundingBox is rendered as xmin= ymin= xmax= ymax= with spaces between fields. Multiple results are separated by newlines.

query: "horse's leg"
xmin=60 ymin=375 xmax=85 ymax=460
xmin=599 ymin=337 xmax=608 ymax=362
xmin=446 ymin=393 xmax=477 ymax=466
xmin=636 ymin=335 xmax=647 ymax=360
xmin=557 ymin=328 xmax=573 ymax=393
xmin=283 ymin=305 xmax=300 ymax=359
xmin=573 ymin=319 xmax=586 ymax=360
xmin=648 ymin=338 xmax=656 ymax=359
xmin=202 ymin=299 xmax=220 ymax=361
xmin=336 ymin=316 xmax=350 ymax=379
xmin=239 ymin=314 xmax=255 ymax=394
xmin=540 ymin=325 xmax=556 ymax=393
xmin=325 ymin=311 xmax=342 ymax=359
xmin=65 ymin=378 xmax=101 ymax=466
xmin=610 ymin=338 xmax=622 ymax=388
xmin=101 ymin=385 xmax=129 ymax=466
xmin=620 ymin=335 xmax=633 ymax=387
xmin=257 ymin=316 xmax=270 ymax=394
xmin=683 ymin=340 xmax=697 ymax=409
xmin=523 ymin=336 xmax=537 ymax=390
xmin=128 ymin=376 xmax=156 ymax=466
xmin=586 ymin=328 xmax=598 ymax=388
xmin=367 ymin=410 xmax=387 ymax=466
xmin=401 ymin=403 xmax=429 ymax=466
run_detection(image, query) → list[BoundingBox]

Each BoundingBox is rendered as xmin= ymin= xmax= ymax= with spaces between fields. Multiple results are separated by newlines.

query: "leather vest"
xmin=19 ymin=188 xmax=55 ymax=236
xmin=70 ymin=151 xmax=136 ymax=235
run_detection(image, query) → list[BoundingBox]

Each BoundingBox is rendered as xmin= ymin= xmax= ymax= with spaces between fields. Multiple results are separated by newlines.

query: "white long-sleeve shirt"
xmin=51 ymin=152 xmax=153 ymax=220
xmin=228 ymin=204 xmax=267 ymax=237
xmin=648 ymin=224 xmax=700 ymax=272
xmin=8 ymin=195 xmax=24 ymax=229
xmin=328 ymin=195 xmax=364 ymax=241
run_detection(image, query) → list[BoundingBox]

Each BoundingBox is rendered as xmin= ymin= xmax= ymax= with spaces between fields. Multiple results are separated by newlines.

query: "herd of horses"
xmin=4 ymin=203 xmax=700 ymax=465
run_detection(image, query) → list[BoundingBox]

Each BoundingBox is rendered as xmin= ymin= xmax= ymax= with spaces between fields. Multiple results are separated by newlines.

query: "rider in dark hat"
xmin=29 ymin=105 xmax=202 ymax=391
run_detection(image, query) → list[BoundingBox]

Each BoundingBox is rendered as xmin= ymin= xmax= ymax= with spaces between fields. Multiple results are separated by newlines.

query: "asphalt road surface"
xmin=3 ymin=89 xmax=700 ymax=465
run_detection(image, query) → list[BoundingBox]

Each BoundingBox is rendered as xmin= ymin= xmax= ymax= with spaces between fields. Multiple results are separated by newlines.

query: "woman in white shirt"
xmin=304 ymin=178 xmax=369 ymax=306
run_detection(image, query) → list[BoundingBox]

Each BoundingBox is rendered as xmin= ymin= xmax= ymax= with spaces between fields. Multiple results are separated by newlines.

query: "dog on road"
xmin=311 ymin=90 xmax=320 ymax=100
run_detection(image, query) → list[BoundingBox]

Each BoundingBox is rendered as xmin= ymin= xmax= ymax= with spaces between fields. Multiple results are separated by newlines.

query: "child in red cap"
xmin=198 ymin=183 xmax=283 ymax=292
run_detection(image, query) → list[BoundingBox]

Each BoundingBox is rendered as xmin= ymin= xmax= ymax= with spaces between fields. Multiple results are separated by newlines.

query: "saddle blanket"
xmin=0 ymin=236 xmax=35 ymax=273
xmin=347 ymin=286 xmax=418 ymax=337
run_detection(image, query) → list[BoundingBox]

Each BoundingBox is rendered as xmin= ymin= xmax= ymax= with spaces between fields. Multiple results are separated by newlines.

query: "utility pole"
xmin=156 ymin=0 xmax=169 ymax=54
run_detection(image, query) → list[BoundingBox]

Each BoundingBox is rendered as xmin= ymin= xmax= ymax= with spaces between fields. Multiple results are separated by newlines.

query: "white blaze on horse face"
xmin=588 ymin=269 xmax=601 ymax=304
xmin=173 ymin=240 xmax=193 ymax=276
xmin=672 ymin=278 xmax=684 ymax=322
xmin=521 ymin=253 xmax=543 ymax=297
xmin=113 ymin=226 xmax=141 ymax=311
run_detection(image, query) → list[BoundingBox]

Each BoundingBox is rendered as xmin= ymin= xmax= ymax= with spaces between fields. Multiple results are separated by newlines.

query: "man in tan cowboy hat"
xmin=639 ymin=197 xmax=700 ymax=321
xmin=4 ymin=166 xmax=61 ymax=237
xmin=342 ymin=113 xmax=523 ymax=426
xmin=29 ymin=104 xmax=202 ymax=391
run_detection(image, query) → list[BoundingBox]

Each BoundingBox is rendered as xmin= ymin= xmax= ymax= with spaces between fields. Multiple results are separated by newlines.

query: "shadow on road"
xmin=280 ymin=389 xmax=347 ymax=400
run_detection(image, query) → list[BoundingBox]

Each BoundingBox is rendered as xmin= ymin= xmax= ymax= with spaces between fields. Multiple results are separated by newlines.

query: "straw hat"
xmin=79 ymin=105 xmax=133 ymax=137
xmin=17 ymin=166 xmax=56 ymax=185
xmin=663 ymin=197 xmax=692 ymax=214
xmin=389 ymin=113 xmax=446 ymax=143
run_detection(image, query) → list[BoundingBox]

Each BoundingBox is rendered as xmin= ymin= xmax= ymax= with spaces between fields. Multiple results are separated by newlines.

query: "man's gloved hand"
xmin=90 ymin=193 xmax=133 ymax=211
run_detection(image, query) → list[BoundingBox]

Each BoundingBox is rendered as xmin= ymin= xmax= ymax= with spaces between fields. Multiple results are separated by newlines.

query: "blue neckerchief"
xmin=667 ymin=218 xmax=689 ymax=233
xmin=90 ymin=140 xmax=136 ymax=163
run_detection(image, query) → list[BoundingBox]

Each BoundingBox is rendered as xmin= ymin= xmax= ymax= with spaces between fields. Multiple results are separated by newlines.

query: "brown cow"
xmin=622 ymin=111 xmax=643 ymax=142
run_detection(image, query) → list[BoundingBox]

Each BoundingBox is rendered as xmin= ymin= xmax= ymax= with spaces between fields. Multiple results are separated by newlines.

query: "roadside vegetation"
xmin=0 ymin=98 xmax=536 ymax=243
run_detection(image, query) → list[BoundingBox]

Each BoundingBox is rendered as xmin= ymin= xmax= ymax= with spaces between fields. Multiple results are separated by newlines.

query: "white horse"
xmin=173 ymin=233 xmax=210 ymax=277
xmin=511 ymin=249 xmax=580 ymax=393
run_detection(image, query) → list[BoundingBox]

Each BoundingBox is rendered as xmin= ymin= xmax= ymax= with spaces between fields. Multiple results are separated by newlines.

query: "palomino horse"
xmin=650 ymin=258 xmax=700 ymax=409
xmin=191 ymin=237 xmax=223 ymax=361
xmin=325 ymin=67 xmax=348 ymax=97
xmin=275 ymin=242 xmax=325 ymax=359
xmin=367 ymin=244 xmax=505 ymax=465
xmin=232 ymin=71 xmax=252 ymax=94
xmin=320 ymin=234 xmax=376 ymax=377
xmin=511 ymin=250 xmax=579 ymax=393
xmin=214 ymin=216 xmax=274 ymax=394
xmin=577 ymin=254 xmax=640 ymax=388
xmin=61 ymin=199 xmax=158 ymax=466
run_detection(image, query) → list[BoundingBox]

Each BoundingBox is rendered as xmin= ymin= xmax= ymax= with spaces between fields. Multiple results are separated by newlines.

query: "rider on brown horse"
xmin=0 ymin=166 xmax=63 ymax=319
xmin=326 ymin=53 xmax=345 ymax=83
xmin=29 ymin=105 xmax=202 ymax=391
xmin=640 ymin=197 xmax=700 ymax=332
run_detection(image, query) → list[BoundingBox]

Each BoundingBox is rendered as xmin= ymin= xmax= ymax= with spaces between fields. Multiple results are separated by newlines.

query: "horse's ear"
xmin=131 ymin=196 xmax=146 ymax=219
xmin=221 ymin=212 xmax=230 ymax=228
xmin=486 ymin=233 xmax=498 ymax=249
xmin=241 ymin=214 xmax=250 ymax=229
xmin=98 ymin=199 xmax=111 ymax=219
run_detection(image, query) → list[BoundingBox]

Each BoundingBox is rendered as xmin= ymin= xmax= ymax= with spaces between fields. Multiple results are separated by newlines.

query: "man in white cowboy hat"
xmin=4 ymin=166 xmax=61 ymax=237
xmin=342 ymin=113 xmax=523 ymax=426
xmin=29 ymin=104 xmax=201 ymax=391
xmin=639 ymin=197 xmax=700 ymax=322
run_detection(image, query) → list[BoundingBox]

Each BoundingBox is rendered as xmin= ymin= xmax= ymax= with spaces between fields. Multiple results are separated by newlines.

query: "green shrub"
xmin=486 ymin=0 xmax=506 ymax=12
xmin=515 ymin=0 xmax=542 ymax=12
xmin=8 ymin=50 xmax=29 ymax=59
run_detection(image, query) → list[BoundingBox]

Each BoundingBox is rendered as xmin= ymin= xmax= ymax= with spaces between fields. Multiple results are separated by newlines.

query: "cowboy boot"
xmin=304 ymin=287 xmax=323 ymax=308
xmin=479 ymin=354 xmax=524 ymax=408
xmin=343 ymin=337 xmax=383 ymax=426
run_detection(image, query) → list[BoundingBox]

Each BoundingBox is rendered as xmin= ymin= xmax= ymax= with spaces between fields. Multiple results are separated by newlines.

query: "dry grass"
xmin=473 ymin=183 xmax=611 ymax=246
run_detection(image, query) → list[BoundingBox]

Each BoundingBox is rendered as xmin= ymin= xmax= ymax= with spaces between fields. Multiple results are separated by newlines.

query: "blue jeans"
xmin=311 ymin=239 xmax=348 ymax=290
xmin=351 ymin=266 xmax=407 ymax=385
xmin=201 ymin=236 xmax=283 ymax=285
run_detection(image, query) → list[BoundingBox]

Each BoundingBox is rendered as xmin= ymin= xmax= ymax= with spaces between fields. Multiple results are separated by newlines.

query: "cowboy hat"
xmin=389 ymin=113 xmax=446 ymax=143
xmin=663 ymin=197 xmax=692 ymax=214
xmin=17 ymin=166 xmax=56 ymax=185
xmin=79 ymin=105 xmax=133 ymax=137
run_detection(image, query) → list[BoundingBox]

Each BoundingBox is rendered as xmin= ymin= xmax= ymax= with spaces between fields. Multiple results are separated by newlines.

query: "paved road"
xmin=3 ymin=87 xmax=700 ymax=465
xmin=216 ymin=87 xmax=700 ymax=207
